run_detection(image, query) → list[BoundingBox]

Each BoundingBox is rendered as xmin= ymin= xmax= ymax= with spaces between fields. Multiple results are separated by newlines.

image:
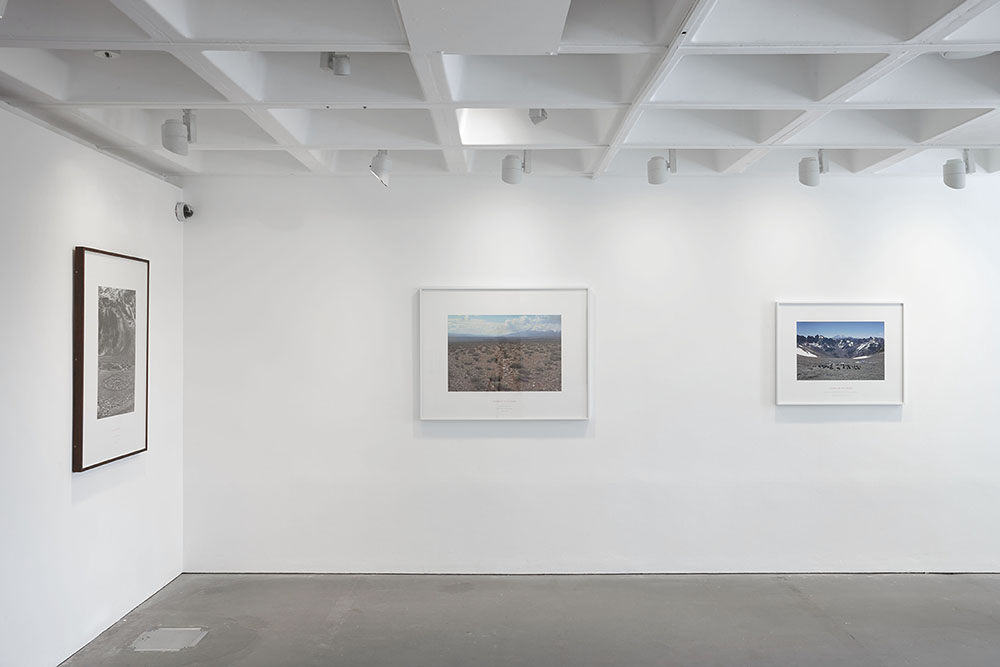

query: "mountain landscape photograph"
xmin=796 ymin=321 xmax=885 ymax=381
xmin=448 ymin=314 xmax=561 ymax=392
xmin=97 ymin=285 xmax=137 ymax=418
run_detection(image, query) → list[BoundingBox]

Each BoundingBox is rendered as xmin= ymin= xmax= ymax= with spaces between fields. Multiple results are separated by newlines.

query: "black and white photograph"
xmin=447 ymin=314 xmax=561 ymax=392
xmin=97 ymin=286 xmax=137 ymax=418
xmin=74 ymin=247 xmax=150 ymax=472
xmin=796 ymin=321 xmax=885 ymax=381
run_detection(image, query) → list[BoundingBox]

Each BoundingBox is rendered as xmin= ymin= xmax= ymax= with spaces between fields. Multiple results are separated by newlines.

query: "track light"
xmin=943 ymin=149 xmax=975 ymax=189
xmin=528 ymin=108 xmax=548 ymax=125
xmin=369 ymin=150 xmax=390 ymax=187
xmin=0 ymin=0 xmax=8 ymax=19
xmin=647 ymin=149 xmax=677 ymax=185
xmin=798 ymin=149 xmax=828 ymax=187
xmin=321 ymin=52 xmax=351 ymax=76
xmin=161 ymin=109 xmax=196 ymax=156
xmin=502 ymin=151 xmax=533 ymax=184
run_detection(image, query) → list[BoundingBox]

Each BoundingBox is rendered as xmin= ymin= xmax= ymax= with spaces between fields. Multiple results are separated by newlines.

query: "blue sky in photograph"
xmin=797 ymin=321 xmax=884 ymax=338
xmin=448 ymin=314 xmax=561 ymax=336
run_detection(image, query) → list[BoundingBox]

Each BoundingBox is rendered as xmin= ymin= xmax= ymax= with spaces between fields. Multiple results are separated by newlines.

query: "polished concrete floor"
xmin=62 ymin=574 xmax=1000 ymax=666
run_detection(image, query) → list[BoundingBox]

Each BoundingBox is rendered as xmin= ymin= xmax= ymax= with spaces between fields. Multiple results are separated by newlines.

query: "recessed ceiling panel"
xmin=144 ymin=0 xmax=405 ymax=44
xmin=0 ymin=48 xmax=72 ymax=99
xmin=457 ymin=108 xmax=620 ymax=146
xmin=561 ymin=0 xmax=696 ymax=47
xmin=691 ymin=0 xmax=967 ymax=45
xmin=32 ymin=50 xmax=228 ymax=103
xmin=443 ymin=54 xmax=655 ymax=105
xmin=398 ymin=0 xmax=571 ymax=54
xmin=0 ymin=0 xmax=151 ymax=41
xmin=937 ymin=111 xmax=1000 ymax=145
xmin=848 ymin=53 xmax=1000 ymax=106
xmin=627 ymin=109 xmax=804 ymax=145
xmin=77 ymin=108 xmax=278 ymax=148
xmin=787 ymin=108 xmax=992 ymax=145
xmin=203 ymin=52 xmax=424 ymax=104
xmin=654 ymin=54 xmax=887 ymax=104
xmin=267 ymin=108 xmax=438 ymax=147
xmin=944 ymin=2 xmax=1000 ymax=42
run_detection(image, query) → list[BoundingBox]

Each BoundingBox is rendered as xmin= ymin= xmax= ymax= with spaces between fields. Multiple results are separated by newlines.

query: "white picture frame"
xmin=420 ymin=288 xmax=590 ymax=420
xmin=776 ymin=302 xmax=904 ymax=405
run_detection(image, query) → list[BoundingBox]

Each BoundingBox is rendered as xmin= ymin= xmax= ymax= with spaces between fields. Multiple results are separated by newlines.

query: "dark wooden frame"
xmin=73 ymin=246 xmax=150 ymax=472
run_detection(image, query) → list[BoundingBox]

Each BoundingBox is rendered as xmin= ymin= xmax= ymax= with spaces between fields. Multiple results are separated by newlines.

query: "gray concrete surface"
xmin=61 ymin=574 xmax=1000 ymax=666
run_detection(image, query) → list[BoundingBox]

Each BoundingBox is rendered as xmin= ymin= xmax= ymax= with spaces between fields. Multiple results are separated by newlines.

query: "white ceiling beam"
xmin=407 ymin=52 xmax=467 ymax=174
xmin=0 ymin=39 xmax=410 ymax=52
xmin=910 ymin=0 xmax=1000 ymax=42
xmin=106 ymin=0 xmax=184 ymax=41
xmin=591 ymin=0 xmax=719 ymax=179
xmin=816 ymin=53 xmax=917 ymax=104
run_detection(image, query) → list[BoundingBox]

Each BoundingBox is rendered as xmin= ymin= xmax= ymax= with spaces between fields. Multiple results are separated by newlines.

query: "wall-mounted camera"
xmin=175 ymin=202 xmax=194 ymax=222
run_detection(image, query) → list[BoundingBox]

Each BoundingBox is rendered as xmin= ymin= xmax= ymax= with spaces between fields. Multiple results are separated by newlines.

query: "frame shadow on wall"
xmin=410 ymin=291 xmax=593 ymax=440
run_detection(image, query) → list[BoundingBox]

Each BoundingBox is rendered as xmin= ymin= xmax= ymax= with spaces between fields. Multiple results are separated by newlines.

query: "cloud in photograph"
xmin=448 ymin=314 xmax=561 ymax=337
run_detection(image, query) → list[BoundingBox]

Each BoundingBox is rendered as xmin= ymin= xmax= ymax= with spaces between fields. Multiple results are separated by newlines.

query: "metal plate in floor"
xmin=131 ymin=628 xmax=207 ymax=652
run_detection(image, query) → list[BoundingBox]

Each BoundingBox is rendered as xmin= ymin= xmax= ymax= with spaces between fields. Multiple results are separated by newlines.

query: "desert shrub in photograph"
xmin=447 ymin=314 xmax=562 ymax=392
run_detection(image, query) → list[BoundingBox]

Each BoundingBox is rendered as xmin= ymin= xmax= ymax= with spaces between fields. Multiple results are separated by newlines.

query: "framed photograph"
xmin=776 ymin=302 xmax=903 ymax=405
xmin=73 ymin=247 xmax=150 ymax=472
xmin=420 ymin=288 xmax=589 ymax=420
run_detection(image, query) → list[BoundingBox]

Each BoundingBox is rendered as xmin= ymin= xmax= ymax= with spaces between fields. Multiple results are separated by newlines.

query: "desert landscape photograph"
xmin=796 ymin=321 xmax=885 ymax=381
xmin=448 ymin=314 xmax=561 ymax=392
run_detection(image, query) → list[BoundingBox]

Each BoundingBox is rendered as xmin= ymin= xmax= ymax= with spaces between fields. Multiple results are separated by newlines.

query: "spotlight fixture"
xmin=943 ymin=149 xmax=975 ymax=190
xmin=0 ymin=0 xmax=7 ymax=19
xmin=161 ymin=109 xmax=196 ymax=156
xmin=647 ymin=149 xmax=677 ymax=185
xmin=798 ymin=149 xmax=828 ymax=187
xmin=93 ymin=50 xmax=121 ymax=60
xmin=528 ymin=108 xmax=548 ymax=125
xmin=502 ymin=150 xmax=533 ymax=185
xmin=320 ymin=52 xmax=351 ymax=76
xmin=369 ymin=150 xmax=391 ymax=187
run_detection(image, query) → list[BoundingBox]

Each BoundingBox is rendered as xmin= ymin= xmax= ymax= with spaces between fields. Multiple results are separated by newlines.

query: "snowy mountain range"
xmin=796 ymin=334 xmax=884 ymax=359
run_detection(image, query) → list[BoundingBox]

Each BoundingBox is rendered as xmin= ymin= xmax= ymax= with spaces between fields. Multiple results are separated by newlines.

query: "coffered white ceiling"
xmin=1 ymin=0 xmax=1000 ymax=184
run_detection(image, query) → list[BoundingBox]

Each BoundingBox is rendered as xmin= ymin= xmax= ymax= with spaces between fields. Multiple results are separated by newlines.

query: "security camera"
xmin=175 ymin=202 xmax=194 ymax=222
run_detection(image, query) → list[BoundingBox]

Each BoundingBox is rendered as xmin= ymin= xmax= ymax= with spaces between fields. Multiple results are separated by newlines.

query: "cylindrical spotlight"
xmin=502 ymin=154 xmax=523 ymax=184
xmin=647 ymin=156 xmax=668 ymax=185
xmin=943 ymin=158 xmax=967 ymax=189
xmin=161 ymin=118 xmax=189 ymax=156
xmin=798 ymin=157 xmax=820 ymax=187
xmin=369 ymin=150 xmax=390 ymax=187
xmin=332 ymin=54 xmax=351 ymax=76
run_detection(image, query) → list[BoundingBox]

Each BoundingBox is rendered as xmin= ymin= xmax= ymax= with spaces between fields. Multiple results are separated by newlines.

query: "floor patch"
xmin=131 ymin=627 xmax=207 ymax=652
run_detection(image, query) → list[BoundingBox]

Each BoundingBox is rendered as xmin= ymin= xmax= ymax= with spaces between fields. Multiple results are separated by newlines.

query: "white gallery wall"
xmin=182 ymin=173 xmax=1000 ymax=574
xmin=0 ymin=108 xmax=184 ymax=667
